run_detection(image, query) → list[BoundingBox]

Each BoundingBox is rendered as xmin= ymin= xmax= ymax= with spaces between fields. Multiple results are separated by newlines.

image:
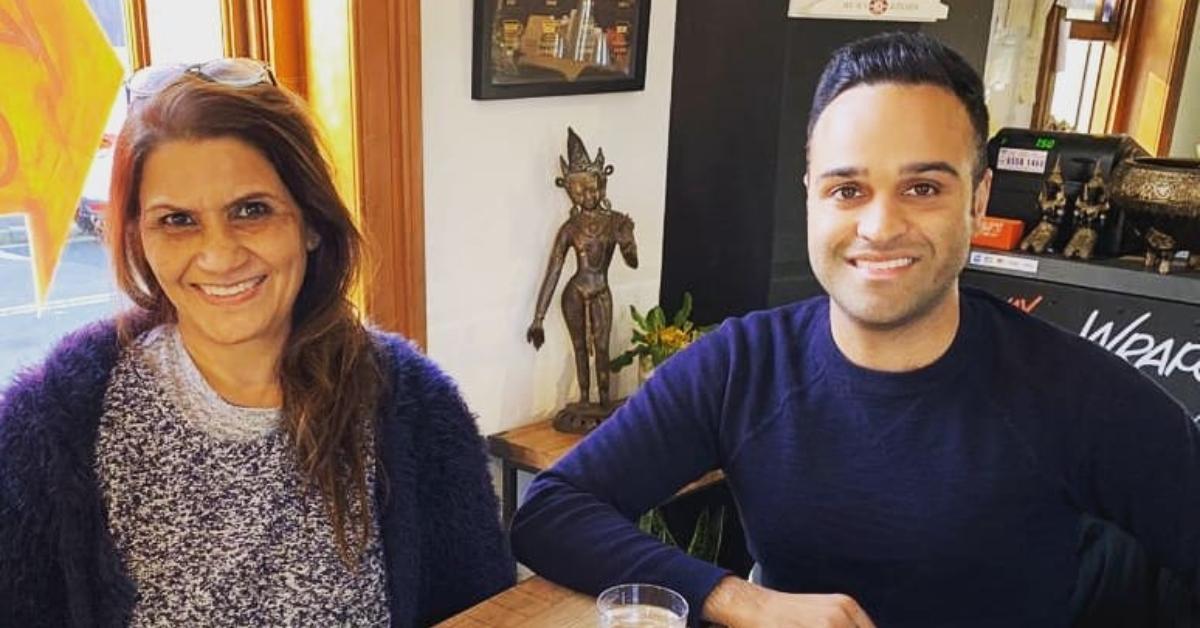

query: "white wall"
xmin=421 ymin=0 xmax=678 ymax=436
xmin=1169 ymin=10 xmax=1200 ymax=158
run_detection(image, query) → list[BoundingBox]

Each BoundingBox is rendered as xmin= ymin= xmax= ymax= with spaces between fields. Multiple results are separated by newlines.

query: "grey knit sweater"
xmin=95 ymin=326 xmax=390 ymax=626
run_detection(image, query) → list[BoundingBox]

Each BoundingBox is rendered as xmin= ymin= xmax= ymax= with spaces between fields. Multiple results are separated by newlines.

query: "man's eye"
xmin=906 ymin=183 xmax=940 ymax=197
xmin=233 ymin=201 xmax=270 ymax=219
xmin=831 ymin=185 xmax=862 ymax=201
xmin=161 ymin=212 xmax=195 ymax=227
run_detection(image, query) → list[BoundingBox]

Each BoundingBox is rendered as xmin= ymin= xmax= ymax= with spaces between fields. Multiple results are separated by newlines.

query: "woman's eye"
xmin=234 ymin=201 xmax=270 ymax=219
xmin=161 ymin=212 xmax=195 ymax=227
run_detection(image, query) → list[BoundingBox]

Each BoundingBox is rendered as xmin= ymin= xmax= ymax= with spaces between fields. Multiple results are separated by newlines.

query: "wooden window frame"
xmin=219 ymin=0 xmax=269 ymax=60
xmin=1031 ymin=4 xmax=1065 ymax=130
xmin=1103 ymin=0 xmax=1198 ymax=152
xmin=1033 ymin=0 xmax=1200 ymax=154
xmin=350 ymin=0 xmax=427 ymax=347
xmin=122 ymin=0 xmax=150 ymax=69
xmin=1158 ymin=0 xmax=1199 ymax=154
xmin=220 ymin=0 xmax=307 ymax=97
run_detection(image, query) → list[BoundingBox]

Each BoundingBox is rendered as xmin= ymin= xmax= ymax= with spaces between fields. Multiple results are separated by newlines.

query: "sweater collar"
xmin=811 ymin=292 xmax=979 ymax=397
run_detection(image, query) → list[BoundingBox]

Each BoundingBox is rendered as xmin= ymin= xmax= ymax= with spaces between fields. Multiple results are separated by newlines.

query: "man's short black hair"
xmin=807 ymin=31 xmax=990 ymax=183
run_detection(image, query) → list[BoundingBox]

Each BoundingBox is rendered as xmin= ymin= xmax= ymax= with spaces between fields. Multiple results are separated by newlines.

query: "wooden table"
xmin=434 ymin=576 xmax=597 ymax=627
xmin=488 ymin=418 xmax=724 ymax=526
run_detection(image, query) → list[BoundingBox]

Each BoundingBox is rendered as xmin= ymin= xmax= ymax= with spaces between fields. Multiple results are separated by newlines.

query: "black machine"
xmin=985 ymin=128 xmax=1147 ymax=257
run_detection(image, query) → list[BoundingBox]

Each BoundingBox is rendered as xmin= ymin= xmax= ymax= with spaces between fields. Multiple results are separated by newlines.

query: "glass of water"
xmin=597 ymin=583 xmax=688 ymax=628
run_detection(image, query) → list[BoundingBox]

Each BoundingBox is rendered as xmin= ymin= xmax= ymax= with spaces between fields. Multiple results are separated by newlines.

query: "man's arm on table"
xmin=511 ymin=322 xmax=878 ymax=627
xmin=511 ymin=327 xmax=735 ymax=623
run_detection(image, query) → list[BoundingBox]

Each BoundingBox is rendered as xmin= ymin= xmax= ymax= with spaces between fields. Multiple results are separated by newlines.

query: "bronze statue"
xmin=527 ymin=128 xmax=638 ymax=433
xmin=1019 ymin=157 xmax=1068 ymax=254
xmin=1144 ymin=227 xmax=1177 ymax=275
xmin=1063 ymin=161 xmax=1110 ymax=260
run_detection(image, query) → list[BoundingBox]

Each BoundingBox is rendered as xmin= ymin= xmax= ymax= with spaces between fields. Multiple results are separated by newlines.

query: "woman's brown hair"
xmin=107 ymin=77 xmax=381 ymax=565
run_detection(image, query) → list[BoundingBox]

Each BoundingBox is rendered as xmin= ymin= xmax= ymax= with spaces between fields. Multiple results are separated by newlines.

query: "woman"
xmin=0 ymin=59 xmax=513 ymax=627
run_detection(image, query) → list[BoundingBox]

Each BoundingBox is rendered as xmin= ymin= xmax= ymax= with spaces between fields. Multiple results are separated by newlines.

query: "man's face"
xmin=806 ymin=83 xmax=991 ymax=331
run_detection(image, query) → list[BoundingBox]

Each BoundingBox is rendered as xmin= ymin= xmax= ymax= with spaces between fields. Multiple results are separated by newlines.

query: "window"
xmin=1047 ymin=36 xmax=1105 ymax=131
xmin=0 ymin=0 xmax=222 ymax=386
xmin=145 ymin=0 xmax=223 ymax=65
xmin=0 ymin=0 xmax=427 ymax=385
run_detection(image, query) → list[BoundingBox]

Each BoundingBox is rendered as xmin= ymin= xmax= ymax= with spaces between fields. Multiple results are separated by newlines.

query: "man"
xmin=511 ymin=32 xmax=1200 ymax=627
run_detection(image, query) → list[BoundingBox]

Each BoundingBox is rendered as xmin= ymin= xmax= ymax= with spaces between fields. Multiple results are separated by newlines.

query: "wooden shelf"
xmin=488 ymin=418 xmax=724 ymax=525
xmin=966 ymin=248 xmax=1200 ymax=306
xmin=488 ymin=419 xmax=590 ymax=472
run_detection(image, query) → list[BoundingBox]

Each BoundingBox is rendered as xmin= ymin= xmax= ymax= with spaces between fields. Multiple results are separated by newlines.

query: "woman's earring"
xmin=306 ymin=232 xmax=321 ymax=252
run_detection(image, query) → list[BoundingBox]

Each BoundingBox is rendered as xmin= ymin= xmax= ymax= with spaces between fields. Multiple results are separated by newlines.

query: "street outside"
xmin=0 ymin=215 xmax=121 ymax=386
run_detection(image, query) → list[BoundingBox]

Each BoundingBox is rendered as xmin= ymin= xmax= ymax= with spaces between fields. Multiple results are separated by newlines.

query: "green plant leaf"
xmin=610 ymin=352 xmax=635 ymax=372
xmin=673 ymin=292 xmax=694 ymax=328
xmin=638 ymin=508 xmax=677 ymax=547
xmin=649 ymin=307 xmax=666 ymax=332
xmin=630 ymin=305 xmax=647 ymax=330
xmin=650 ymin=346 xmax=667 ymax=367
xmin=686 ymin=505 xmax=726 ymax=564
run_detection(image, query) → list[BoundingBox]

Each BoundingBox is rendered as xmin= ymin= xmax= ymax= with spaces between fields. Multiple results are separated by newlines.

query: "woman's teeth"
xmin=199 ymin=277 xmax=262 ymax=297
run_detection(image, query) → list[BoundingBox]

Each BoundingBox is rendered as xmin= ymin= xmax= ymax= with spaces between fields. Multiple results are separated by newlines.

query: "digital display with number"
xmin=1035 ymin=137 xmax=1056 ymax=150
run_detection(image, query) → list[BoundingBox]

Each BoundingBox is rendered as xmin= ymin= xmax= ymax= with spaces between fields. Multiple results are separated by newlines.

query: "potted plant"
xmin=610 ymin=292 xmax=713 ymax=384
xmin=639 ymin=504 xmax=726 ymax=565
xmin=611 ymin=293 xmax=726 ymax=564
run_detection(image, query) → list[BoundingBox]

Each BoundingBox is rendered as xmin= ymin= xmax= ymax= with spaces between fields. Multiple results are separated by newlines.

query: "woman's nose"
xmin=195 ymin=224 xmax=249 ymax=272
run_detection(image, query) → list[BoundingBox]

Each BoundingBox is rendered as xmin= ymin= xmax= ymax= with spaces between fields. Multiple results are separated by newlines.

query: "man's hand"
xmin=702 ymin=576 xmax=876 ymax=628
xmin=526 ymin=323 xmax=545 ymax=349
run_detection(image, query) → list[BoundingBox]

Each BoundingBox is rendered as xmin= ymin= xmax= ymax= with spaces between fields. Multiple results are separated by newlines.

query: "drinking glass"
xmin=597 ymin=583 xmax=687 ymax=628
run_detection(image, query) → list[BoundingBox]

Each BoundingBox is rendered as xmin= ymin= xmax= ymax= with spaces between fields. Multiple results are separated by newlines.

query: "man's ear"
xmin=971 ymin=168 xmax=994 ymax=232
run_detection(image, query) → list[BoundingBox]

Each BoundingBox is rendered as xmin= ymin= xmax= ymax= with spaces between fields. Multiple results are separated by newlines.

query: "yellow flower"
xmin=658 ymin=326 xmax=690 ymax=350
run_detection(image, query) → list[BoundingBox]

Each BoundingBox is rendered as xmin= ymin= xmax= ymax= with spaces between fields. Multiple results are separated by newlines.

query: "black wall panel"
xmin=660 ymin=2 xmax=996 ymax=321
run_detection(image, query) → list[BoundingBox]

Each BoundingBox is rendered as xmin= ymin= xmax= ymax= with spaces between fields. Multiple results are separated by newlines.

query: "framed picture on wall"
xmin=472 ymin=0 xmax=651 ymax=100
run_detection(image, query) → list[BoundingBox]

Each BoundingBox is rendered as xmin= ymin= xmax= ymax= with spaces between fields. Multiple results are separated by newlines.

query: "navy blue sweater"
xmin=0 ymin=321 xmax=515 ymax=628
xmin=512 ymin=288 xmax=1200 ymax=626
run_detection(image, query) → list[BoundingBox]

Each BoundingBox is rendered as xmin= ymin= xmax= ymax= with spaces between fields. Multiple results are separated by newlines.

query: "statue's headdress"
xmin=1047 ymin=156 xmax=1064 ymax=183
xmin=557 ymin=127 xmax=614 ymax=184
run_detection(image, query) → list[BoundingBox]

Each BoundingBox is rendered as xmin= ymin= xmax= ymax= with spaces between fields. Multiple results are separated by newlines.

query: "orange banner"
xmin=0 ymin=0 xmax=123 ymax=303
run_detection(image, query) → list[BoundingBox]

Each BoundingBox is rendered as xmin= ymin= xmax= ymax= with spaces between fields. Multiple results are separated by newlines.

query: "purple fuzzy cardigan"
xmin=0 ymin=321 xmax=515 ymax=628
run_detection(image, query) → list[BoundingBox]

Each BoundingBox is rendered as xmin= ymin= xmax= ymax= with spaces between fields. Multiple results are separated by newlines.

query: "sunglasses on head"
xmin=124 ymin=57 xmax=277 ymax=104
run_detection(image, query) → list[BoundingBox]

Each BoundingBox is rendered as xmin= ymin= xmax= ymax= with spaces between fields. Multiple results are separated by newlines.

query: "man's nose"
xmin=856 ymin=197 xmax=909 ymax=244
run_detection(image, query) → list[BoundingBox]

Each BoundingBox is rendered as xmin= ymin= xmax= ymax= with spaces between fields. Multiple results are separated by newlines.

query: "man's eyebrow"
xmin=816 ymin=166 xmax=865 ymax=180
xmin=900 ymin=161 xmax=960 ymax=177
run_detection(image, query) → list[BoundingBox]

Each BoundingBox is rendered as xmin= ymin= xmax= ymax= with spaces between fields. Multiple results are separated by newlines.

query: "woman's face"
xmin=137 ymin=137 xmax=311 ymax=352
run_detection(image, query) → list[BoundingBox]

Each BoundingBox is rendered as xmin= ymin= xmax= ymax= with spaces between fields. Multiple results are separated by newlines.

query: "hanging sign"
xmin=788 ymin=0 xmax=950 ymax=22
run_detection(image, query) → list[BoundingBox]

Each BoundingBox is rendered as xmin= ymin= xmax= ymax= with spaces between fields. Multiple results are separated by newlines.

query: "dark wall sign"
xmin=472 ymin=0 xmax=651 ymax=99
xmin=963 ymin=270 xmax=1200 ymax=422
